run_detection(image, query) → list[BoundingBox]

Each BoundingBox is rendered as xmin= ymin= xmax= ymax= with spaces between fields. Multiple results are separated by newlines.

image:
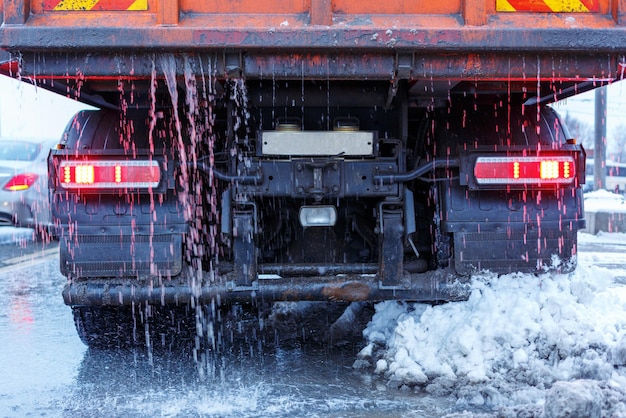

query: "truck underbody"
xmin=3 ymin=0 xmax=624 ymax=346
xmin=33 ymin=57 xmax=586 ymax=303
xmin=36 ymin=63 xmax=585 ymax=347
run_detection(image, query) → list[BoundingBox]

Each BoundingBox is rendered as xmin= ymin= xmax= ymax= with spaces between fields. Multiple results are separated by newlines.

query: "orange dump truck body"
xmin=1 ymin=0 xmax=625 ymax=82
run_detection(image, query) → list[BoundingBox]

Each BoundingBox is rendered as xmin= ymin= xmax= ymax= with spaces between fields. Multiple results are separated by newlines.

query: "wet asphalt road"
xmin=0 ymin=229 xmax=451 ymax=418
xmin=0 ymin=228 xmax=624 ymax=417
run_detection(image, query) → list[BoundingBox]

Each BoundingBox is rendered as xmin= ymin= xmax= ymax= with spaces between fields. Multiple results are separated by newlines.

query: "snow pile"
xmin=584 ymin=190 xmax=626 ymax=213
xmin=356 ymin=264 xmax=626 ymax=416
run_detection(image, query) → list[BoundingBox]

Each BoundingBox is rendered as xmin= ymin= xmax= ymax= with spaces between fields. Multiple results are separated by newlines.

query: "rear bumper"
xmin=62 ymin=268 xmax=472 ymax=306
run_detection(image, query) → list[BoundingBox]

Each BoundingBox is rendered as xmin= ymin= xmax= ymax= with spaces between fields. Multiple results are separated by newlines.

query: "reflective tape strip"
xmin=43 ymin=0 xmax=147 ymax=10
xmin=497 ymin=0 xmax=598 ymax=12
xmin=51 ymin=0 xmax=99 ymax=10
xmin=127 ymin=0 xmax=148 ymax=10
xmin=496 ymin=0 xmax=517 ymax=11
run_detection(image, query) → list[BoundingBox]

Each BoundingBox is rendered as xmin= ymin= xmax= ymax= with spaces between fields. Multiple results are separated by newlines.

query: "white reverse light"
xmin=299 ymin=206 xmax=337 ymax=227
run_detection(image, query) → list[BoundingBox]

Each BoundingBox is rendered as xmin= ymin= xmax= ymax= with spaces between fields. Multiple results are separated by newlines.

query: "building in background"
xmin=553 ymin=80 xmax=626 ymax=161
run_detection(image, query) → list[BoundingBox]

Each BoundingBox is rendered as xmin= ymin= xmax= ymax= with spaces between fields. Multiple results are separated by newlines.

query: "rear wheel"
xmin=72 ymin=306 xmax=140 ymax=349
xmin=72 ymin=305 xmax=199 ymax=350
xmin=72 ymin=301 xmax=365 ymax=352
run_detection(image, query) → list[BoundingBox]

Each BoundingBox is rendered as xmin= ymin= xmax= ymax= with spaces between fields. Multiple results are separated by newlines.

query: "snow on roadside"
xmin=584 ymin=190 xmax=626 ymax=213
xmin=0 ymin=227 xmax=35 ymax=245
xmin=356 ymin=263 xmax=626 ymax=416
xmin=579 ymin=230 xmax=626 ymax=245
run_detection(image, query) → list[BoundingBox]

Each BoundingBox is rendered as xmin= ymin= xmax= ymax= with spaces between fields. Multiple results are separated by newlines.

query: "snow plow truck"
xmin=2 ymin=0 xmax=624 ymax=347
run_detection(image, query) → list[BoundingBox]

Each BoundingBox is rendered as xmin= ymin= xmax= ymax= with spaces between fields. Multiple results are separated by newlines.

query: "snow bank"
xmin=356 ymin=264 xmax=626 ymax=416
xmin=583 ymin=191 xmax=626 ymax=234
xmin=584 ymin=190 xmax=626 ymax=213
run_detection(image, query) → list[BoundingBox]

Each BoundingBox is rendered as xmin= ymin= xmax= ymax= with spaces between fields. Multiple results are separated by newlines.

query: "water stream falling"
xmin=154 ymin=53 xmax=262 ymax=374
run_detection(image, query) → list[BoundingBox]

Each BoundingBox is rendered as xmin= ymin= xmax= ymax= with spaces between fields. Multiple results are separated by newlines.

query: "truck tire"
xmin=72 ymin=306 xmax=140 ymax=349
xmin=72 ymin=305 xmax=199 ymax=350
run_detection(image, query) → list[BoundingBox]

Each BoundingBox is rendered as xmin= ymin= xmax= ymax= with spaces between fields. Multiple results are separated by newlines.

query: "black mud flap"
xmin=60 ymin=234 xmax=183 ymax=277
xmin=453 ymin=229 xmax=578 ymax=275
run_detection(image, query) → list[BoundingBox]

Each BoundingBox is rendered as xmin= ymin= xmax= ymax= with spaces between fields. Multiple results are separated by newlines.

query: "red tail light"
xmin=474 ymin=156 xmax=576 ymax=186
xmin=4 ymin=173 xmax=38 ymax=191
xmin=58 ymin=160 xmax=161 ymax=190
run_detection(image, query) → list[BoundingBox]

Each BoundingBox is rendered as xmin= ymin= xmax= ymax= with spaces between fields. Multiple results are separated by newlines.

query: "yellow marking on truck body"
xmin=54 ymin=0 xmax=99 ymax=10
xmin=127 ymin=0 xmax=148 ymax=10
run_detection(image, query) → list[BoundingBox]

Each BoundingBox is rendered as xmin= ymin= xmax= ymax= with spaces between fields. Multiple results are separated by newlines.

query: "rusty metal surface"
xmin=1 ymin=50 xmax=623 ymax=82
xmin=2 ymin=0 xmax=625 ymax=58
xmin=1 ymin=25 xmax=626 ymax=53
xmin=61 ymin=269 xmax=471 ymax=306
xmin=2 ymin=0 xmax=626 ymax=82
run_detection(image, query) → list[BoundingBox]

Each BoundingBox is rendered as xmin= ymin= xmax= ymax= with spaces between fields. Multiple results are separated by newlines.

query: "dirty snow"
xmin=356 ymin=258 xmax=626 ymax=417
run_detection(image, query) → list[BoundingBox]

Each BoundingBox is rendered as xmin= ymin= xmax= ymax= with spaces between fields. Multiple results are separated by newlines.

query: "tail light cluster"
xmin=3 ymin=173 xmax=39 ymax=191
xmin=56 ymin=160 xmax=161 ymax=191
xmin=474 ymin=156 xmax=576 ymax=185
xmin=461 ymin=150 xmax=583 ymax=190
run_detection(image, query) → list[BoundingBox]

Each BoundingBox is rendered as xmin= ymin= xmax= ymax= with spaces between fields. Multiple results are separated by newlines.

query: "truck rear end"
xmin=2 ymin=0 xmax=623 ymax=347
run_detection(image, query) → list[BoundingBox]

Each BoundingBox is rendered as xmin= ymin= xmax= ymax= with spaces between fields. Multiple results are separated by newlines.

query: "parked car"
xmin=585 ymin=159 xmax=626 ymax=194
xmin=0 ymin=138 xmax=58 ymax=236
